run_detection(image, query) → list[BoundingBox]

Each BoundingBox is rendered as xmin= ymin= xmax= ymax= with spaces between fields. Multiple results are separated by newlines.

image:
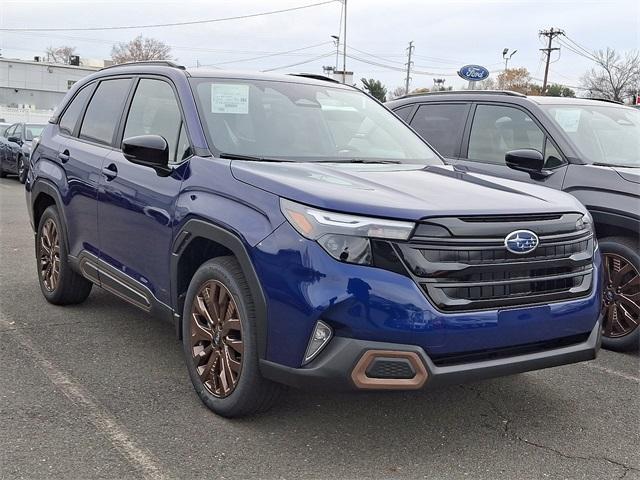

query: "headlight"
xmin=576 ymin=212 xmax=593 ymax=233
xmin=280 ymin=198 xmax=415 ymax=265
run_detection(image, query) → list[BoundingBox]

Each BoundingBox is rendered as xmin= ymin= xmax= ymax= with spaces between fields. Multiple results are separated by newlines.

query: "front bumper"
xmin=260 ymin=314 xmax=601 ymax=391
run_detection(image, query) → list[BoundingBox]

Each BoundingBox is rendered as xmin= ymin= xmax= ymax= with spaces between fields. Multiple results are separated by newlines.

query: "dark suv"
xmin=0 ymin=122 xmax=47 ymax=183
xmin=388 ymin=92 xmax=639 ymax=351
xmin=26 ymin=63 xmax=602 ymax=417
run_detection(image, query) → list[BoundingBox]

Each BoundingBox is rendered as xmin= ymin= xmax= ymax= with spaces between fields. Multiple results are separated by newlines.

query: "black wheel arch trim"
xmin=29 ymin=178 xmax=70 ymax=246
xmin=170 ymin=218 xmax=269 ymax=359
xmin=589 ymin=207 xmax=640 ymax=239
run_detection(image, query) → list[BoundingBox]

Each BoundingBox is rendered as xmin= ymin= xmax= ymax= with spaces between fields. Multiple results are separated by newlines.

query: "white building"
xmin=0 ymin=58 xmax=102 ymax=123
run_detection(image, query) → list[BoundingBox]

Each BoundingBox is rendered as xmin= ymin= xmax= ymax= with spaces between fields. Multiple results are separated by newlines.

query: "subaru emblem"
xmin=504 ymin=230 xmax=539 ymax=254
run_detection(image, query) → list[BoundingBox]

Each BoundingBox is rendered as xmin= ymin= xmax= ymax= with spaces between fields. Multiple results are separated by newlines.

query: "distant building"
xmin=0 ymin=58 xmax=103 ymax=123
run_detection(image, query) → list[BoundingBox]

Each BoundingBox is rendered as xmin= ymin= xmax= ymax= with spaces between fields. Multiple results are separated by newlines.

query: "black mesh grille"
xmin=396 ymin=213 xmax=594 ymax=312
xmin=365 ymin=359 xmax=416 ymax=379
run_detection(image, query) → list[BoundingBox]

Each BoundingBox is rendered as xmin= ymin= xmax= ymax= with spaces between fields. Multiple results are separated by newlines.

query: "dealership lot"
xmin=0 ymin=178 xmax=638 ymax=480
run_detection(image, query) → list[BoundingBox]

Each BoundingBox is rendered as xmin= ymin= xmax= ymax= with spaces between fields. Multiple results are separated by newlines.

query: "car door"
xmin=58 ymin=77 xmax=132 ymax=258
xmin=452 ymin=103 xmax=567 ymax=189
xmin=97 ymin=77 xmax=191 ymax=308
xmin=0 ymin=125 xmax=16 ymax=168
xmin=407 ymin=102 xmax=470 ymax=161
xmin=5 ymin=123 xmax=23 ymax=172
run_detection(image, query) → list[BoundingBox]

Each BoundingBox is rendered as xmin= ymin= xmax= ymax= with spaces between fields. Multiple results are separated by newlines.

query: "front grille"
xmin=396 ymin=213 xmax=595 ymax=311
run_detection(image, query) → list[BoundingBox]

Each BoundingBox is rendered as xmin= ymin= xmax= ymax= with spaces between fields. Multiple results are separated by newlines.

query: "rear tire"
xmin=36 ymin=206 xmax=93 ymax=305
xmin=600 ymin=236 xmax=639 ymax=352
xmin=182 ymin=256 xmax=282 ymax=417
xmin=0 ymin=161 xmax=6 ymax=178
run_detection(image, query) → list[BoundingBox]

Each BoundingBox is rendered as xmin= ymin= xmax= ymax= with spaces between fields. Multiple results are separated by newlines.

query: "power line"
xmin=262 ymin=52 xmax=335 ymax=72
xmin=196 ymin=41 xmax=334 ymax=68
xmin=0 ymin=0 xmax=339 ymax=31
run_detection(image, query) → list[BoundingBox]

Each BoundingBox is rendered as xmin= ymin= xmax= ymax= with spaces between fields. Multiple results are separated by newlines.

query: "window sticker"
xmin=554 ymin=109 xmax=581 ymax=133
xmin=211 ymin=84 xmax=249 ymax=114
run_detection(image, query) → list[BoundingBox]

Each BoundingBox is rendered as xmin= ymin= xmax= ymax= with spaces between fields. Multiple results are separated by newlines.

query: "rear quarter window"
xmin=59 ymin=86 xmax=94 ymax=136
xmin=410 ymin=103 xmax=468 ymax=158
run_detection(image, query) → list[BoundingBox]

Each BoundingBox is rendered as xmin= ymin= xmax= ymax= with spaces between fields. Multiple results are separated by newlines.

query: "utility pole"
xmin=405 ymin=41 xmax=414 ymax=95
xmin=539 ymin=27 xmax=563 ymax=94
xmin=342 ymin=0 xmax=347 ymax=83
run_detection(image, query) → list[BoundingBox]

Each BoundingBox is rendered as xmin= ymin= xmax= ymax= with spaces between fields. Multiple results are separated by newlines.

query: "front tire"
xmin=36 ymin=206 xmax=93 ymax=305
xmin=18 ymin=156 xmax=28 ymax=184
xmin=600 ymin=236 xmax=640 ymax=352
xmin=182 ymin=256 xmax=282 ymax=417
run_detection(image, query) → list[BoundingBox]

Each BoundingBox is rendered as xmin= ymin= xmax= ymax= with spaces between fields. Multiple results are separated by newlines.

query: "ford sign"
xmin=458 ymin=65 xmax=490 ymax=82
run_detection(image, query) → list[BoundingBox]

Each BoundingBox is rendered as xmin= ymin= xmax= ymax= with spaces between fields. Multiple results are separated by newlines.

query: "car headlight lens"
xmin=280 ymin=198 xmax=415 ymax=265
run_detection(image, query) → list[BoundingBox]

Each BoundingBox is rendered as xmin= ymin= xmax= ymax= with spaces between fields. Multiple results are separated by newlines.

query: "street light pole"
xmin=342 ymin=0 xmax=347 ymax=83
xmin=331 ymin=35 xmax=339 ymax=71
xmin=503 ymin=48 xmax=517 ymax=71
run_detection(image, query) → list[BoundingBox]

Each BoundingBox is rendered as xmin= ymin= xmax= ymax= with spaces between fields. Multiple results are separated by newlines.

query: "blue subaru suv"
xmin=26 ymin=61 xmax=602 ymax=417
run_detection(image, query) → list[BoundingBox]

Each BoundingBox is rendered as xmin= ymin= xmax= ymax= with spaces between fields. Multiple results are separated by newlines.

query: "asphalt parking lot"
xmin=0 ymin=177 xmax=638 ymax=480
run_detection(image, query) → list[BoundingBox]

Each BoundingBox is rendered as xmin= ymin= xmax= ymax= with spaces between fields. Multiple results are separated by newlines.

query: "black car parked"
xmin=388 ymin=91 xmax=640 ymax=351
xmin=0 ymin=122 xmax=46 ymax=183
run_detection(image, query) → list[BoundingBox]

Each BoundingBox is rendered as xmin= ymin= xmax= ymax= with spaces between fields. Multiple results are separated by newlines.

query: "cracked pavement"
xmin=1 ymin=178 xmax=639 ymax=479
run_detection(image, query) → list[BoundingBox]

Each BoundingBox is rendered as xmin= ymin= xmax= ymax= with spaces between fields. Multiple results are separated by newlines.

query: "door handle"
xmin=101 ymin=163 xmax=118 ymax=180
xmin=58 ymin=150 xmax=70 ymax=163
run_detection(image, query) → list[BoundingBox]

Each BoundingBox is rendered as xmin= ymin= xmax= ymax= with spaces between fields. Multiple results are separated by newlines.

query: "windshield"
xmin=25 ymin=124 xmax=46 ymax=140
xmin=190 ymin=78 xmax=441 ymax=164
xmin=541 ymin=104 xmax=640 ymax=167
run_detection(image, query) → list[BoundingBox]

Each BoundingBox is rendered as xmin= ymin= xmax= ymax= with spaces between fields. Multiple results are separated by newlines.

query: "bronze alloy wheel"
xmin=189 ymin=280 xmax=244 ymax=398
xmin=40 ymin=218 xmax=61 ymax=292
xmin=603 ymin=253 xmax=640 ymax=338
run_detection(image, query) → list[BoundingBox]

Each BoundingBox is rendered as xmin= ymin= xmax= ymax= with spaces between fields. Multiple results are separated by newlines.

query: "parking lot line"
xmin=583 ymin=362 xmax=640 ymax=383
xmin=0 ymin=316 xmax=166 ymax=480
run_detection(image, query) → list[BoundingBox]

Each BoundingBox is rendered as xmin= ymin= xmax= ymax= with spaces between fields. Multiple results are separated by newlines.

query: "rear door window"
xmin=60 ymin=86 xmax=94 ymax=136
xmin=410 ymin=103 xmax=468 ymax=157
xmin=79 ymin=78 xmax=131 ymax=146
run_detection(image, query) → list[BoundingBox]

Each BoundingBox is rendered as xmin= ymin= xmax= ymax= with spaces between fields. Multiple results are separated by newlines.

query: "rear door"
xmin=407 ymin=102 xmax=470 ymax=161
xmin=58 ymin=77 xmax=132 ymax=258
xmin=97 ymin=76 xmax=190 ymax=307
xmin=452 ymin=103 xmax=567 ymax=188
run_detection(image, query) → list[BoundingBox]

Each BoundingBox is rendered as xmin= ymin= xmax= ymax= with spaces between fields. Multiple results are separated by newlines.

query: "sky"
xmin=0 ymin=0 xmax=638 ymax=93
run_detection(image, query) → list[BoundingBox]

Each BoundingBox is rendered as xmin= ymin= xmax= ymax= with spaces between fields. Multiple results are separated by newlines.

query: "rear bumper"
xmin=260 ymin=314 xmax=601 ymax=391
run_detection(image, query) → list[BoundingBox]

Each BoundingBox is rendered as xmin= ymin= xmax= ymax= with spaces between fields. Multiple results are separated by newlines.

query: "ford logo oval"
xmin=458 ymin=65 xmax=490 ymax=82
xmin=504 ymin=230 xmax=539 ymax=255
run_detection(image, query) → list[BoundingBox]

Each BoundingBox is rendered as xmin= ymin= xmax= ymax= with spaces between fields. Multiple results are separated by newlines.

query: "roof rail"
xmin=588 ymin=97 xmax=624 ymax=105
xmin=288 ymin=73 xmax=340 ymax=83
xmin=100 ymin=60 xmax=185 ymax=71
xmin=398 ymin=89 xmax=526 ymax=100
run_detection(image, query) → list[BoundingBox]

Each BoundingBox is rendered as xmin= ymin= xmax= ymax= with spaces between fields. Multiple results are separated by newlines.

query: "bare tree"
xmin=46 ymin=45 xmax=76 ymax=64
xmin=580 ymin=48 xmax=640 ymax=102
xmin=111 ymin=35 xmax=172 ymax=64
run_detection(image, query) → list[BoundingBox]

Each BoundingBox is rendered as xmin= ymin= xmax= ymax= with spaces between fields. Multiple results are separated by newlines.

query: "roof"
xmin=386 ymin=90 xmax=636 ymax=109
xmin=99 ymin=61 xmax=351 ymax=88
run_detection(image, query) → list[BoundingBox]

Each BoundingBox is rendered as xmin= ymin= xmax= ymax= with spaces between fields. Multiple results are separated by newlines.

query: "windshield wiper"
xmin=314 ymin=159 xmax=401 ymax=164
xmin=218 ymin=153 xmax=293 ymax=163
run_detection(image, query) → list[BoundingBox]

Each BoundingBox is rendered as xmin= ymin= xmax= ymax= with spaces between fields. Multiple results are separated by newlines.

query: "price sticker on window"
xmin=211 ymin=84 xmax=249 ymax=114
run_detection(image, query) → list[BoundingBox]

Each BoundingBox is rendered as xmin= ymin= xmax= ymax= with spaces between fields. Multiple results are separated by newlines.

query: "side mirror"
xmin=8 ymin=136 xmax=22 ymax=144
xmin=122 ymin=135 xmax=170 ymax=174
xmin=505 ymin=149 xmax=552 ymax=179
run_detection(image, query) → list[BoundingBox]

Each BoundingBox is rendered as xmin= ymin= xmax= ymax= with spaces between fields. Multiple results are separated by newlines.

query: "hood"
xmin=231 ymin=162 xmax=587 ymax=221
xmin=613 ymin=166 xmax=640 ymax=185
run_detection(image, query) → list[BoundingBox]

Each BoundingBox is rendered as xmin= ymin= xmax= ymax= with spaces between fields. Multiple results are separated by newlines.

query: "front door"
xmin=97 ymin=77 xmax=191 ymax=307
xmin=451 ymin=103 xmax=567 ymax=190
